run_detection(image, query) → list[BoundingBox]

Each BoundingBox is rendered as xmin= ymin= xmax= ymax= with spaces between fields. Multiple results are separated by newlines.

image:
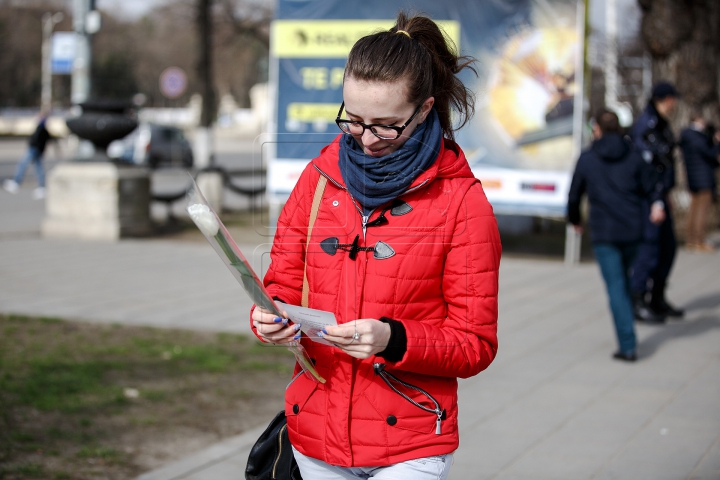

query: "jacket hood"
xmin=591 ymin=132 xmax=629 ymax=162
xmin=312 ymin=134 xmax=475 ymax=190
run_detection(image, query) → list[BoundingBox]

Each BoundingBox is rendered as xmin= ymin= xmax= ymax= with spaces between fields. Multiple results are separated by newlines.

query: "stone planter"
xmin=43 ymin=100 xmax=152 ymax=240
xmin=42 ymin=163 xmax=152 ymax=240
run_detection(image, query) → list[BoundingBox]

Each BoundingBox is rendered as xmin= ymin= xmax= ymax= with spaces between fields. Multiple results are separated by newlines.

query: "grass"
xmin=0 ymin=314 xmax=295 ymax=480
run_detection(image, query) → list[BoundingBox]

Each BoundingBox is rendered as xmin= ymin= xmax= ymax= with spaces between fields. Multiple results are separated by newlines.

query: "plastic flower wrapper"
xmin=185 ymin=176 xmax=325 ymax=383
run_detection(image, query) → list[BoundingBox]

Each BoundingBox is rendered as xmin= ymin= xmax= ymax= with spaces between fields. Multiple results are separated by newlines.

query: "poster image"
xmin=269 ymin=0 xmax=584 ymax=217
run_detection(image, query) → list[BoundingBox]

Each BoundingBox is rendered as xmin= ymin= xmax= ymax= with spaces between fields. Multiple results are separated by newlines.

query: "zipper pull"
xmin=436 ymin=413 xmax=442 ymax=435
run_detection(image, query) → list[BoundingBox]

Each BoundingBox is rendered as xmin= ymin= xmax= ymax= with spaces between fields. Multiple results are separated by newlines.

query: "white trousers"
xmin=292 ymin=446 xmax=453 ymax=480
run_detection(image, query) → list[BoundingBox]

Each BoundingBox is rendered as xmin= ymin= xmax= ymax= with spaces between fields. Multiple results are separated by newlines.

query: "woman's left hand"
xmin=321 ymin=319 xmax=391 ymax=359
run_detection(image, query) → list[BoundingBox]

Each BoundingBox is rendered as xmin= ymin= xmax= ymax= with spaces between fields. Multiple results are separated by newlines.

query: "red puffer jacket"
xmin=254 ymin=135 xmax=501 ymax=467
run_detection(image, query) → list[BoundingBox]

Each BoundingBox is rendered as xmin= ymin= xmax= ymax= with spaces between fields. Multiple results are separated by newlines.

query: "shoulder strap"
xmin=302 ymin=175 xmax=327 ymax=308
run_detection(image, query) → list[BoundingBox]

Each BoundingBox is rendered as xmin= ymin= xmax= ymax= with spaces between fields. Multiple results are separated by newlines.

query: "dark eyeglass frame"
xmin=335 ymin=102 xmax=422 ymax=140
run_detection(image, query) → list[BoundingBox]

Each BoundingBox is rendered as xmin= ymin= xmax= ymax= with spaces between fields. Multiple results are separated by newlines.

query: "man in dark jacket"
xmin=3 ymin=111 xmax=51 ymax=199
xmin=568 ymin=108 xmax=661 ymax=362
xmin=629 ymin=81 xmax=682 ymax=322
xmin=680 ymin=110 xmax=720 ymax=252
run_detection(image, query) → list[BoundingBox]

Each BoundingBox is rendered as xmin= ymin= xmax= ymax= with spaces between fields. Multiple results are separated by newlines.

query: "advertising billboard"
xmin=267 ymin=0 xmax=584 ymax=218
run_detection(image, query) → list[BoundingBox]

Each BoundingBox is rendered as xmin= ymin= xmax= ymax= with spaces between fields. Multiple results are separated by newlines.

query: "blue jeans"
xmin=593 ymin=243 xmax=638 ymax=354
xmin=292 ymin=447 xmax=453 ymax=480
xmin=14 ymin=146 xmax=45 ymax=188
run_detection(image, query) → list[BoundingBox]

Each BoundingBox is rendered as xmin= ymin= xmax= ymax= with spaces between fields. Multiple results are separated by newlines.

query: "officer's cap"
xmin=652 ymin=81 xmax=680 ymax=100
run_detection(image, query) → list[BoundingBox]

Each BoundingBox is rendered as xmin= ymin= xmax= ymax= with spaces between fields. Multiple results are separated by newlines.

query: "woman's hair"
xmin=344 ymin=11 xmax=477 ymax=141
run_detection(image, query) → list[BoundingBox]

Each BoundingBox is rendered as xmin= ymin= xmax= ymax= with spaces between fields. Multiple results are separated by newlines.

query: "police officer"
xmin=630 ymin=81 xmax=684 ymax=323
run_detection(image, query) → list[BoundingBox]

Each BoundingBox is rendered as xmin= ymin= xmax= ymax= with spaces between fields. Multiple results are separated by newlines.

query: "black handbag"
xmin=245 ymin=411 xmax=302 ymax=480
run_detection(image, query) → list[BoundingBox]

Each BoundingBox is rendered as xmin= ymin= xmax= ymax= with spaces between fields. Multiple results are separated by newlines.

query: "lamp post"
xmin=41 ymin=11 xmax=64 ymax=111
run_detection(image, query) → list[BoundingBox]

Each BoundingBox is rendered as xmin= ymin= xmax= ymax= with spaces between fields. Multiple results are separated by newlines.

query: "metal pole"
xmin=41 ymin=12 xmax=63 ymax=111
xmin=41 ymin=13 xmax=52 ymax=111
xmin=71 ymin=0 xmax=91 ymax=105
xmin=605 ymin=0 xmax=618 ymax=109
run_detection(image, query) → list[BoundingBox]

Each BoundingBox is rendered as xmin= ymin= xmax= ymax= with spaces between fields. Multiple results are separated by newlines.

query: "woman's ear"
xmin=420 ymin=97 xmax=435 ymax=123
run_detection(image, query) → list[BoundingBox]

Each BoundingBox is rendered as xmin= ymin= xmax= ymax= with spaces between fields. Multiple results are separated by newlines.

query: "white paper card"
xmin=276 ymin=301 xmax=337 ymax=346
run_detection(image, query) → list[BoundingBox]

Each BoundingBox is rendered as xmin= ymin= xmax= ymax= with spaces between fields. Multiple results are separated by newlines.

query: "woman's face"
xmin=342 ymin=77 xmax=434 ymax=158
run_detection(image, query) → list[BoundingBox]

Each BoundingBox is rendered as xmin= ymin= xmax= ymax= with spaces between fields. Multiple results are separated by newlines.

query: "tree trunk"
xmin=197 ymin=0 xmax=216 ymax=128
xmin=638 ymin=0 xmax=720 ymax=129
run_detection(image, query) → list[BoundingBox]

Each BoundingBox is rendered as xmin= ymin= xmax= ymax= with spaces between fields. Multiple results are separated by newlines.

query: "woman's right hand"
xmin=252 ymin=307 xmax=301 ymax=344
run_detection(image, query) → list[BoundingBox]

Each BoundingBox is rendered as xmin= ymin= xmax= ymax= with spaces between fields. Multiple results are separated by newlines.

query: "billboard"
xmin=268 ymin=0 xmax=584 ymax=217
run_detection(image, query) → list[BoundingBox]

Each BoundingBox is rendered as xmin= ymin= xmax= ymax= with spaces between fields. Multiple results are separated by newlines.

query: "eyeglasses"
xmin=335 ymin=102 xmax=422 ymax=140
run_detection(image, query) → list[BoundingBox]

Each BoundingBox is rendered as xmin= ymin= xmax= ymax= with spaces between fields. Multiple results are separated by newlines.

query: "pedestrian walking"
xmin=568 ymin=109 xmax=662 ymax=362
xmin=680 ymin=110 xmax=720 ymax=252
xmin=250 ymin=11 xmax=501 ymax=479
xmin=629 ymin=81 xmax=684 ymax=322
xmin=3 ymin=110 xmax=52 ymax=199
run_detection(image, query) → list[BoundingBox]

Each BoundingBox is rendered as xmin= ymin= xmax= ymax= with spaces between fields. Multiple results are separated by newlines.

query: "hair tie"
xmin=396 ymin=30 xmax=411 ymax=39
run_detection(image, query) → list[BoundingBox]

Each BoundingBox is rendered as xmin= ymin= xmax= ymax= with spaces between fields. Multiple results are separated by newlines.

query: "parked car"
xmin=107 ymin=124 xmax=193 ymax=168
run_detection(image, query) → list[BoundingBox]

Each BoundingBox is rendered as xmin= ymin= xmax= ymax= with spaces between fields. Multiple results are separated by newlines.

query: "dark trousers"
xmin=630 ymin=201 xmax=677 ymax=302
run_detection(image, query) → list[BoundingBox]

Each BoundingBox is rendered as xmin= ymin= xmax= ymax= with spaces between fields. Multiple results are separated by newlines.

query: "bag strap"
xmin=302 ymin=175 xmax=327 ymax=308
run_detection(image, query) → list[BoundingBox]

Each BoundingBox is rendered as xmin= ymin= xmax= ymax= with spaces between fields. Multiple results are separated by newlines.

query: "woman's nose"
xmin=361 ymin=128 xmax=380 ymax=146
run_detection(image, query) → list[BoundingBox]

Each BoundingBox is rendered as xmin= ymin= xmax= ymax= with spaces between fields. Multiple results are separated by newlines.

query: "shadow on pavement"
xmin=682 ymin=291 xmax=720 ymax=312
xmin=638 ymin=314 xmax=720 ymax=359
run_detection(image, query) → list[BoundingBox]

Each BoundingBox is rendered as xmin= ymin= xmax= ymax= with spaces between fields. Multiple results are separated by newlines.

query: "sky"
xmin=95 ymin=0 xmax=167 ymax=19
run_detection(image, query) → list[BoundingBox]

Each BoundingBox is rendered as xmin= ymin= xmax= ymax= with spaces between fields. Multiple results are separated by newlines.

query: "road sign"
xmin=159 ymin=67 xmax=188 ymax=99
xmin=51 ymin=32 xmax=76 ymax=74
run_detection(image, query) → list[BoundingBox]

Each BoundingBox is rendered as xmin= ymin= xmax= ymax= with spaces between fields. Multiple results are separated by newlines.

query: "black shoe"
xmin=613 ymin=351 xmax=637 ymax=362
xmin=652 ymin=299 xmax=684 ymax=318
xmin=633 ymin=298 xmax=666 ymax=324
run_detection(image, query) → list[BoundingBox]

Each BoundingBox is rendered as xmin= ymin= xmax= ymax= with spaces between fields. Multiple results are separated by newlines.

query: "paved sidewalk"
xmin=1 ymin=189 xmax=719 ymax=479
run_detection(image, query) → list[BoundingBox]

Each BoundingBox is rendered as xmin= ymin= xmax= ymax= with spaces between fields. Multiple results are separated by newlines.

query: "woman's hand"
xmin=252 ymin=307 xmax=301 ymax=344
xmin=321 ymin=319 xmax=391 ymax=359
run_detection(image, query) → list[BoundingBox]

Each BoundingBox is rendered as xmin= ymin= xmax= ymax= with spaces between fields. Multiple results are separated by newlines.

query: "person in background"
xmin=568 ymin=108 xmax=662 ymax=362
xmin=680 ymin=109 xmax=720 ymax=252
xmin=3 ymin=110 xmax=51 ymax=199
xmin=250 ymin=11 xmax=501 ymax=479
xmin=629 ymin=81 xmax=683 ymax=323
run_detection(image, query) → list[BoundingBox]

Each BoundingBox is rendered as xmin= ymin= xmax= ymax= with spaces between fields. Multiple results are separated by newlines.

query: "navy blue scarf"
xmin=339 ymin=108 xmax=442 ymax=214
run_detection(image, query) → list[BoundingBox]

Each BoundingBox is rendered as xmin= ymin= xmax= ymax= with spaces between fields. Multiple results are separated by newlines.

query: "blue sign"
xmin=51 ymin=32 xmax=76 ymax=75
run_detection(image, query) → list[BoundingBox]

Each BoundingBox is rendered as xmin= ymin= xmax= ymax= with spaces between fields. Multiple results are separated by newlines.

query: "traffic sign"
xmin=159 ymin=67 xmax=188 ymax=99
xmin=51 ymin=32 xmax=76 ymax=75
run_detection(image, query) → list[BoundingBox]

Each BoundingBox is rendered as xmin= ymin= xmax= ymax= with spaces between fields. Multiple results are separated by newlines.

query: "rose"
xmin=188 ymin=203 xmax=220 ymax=237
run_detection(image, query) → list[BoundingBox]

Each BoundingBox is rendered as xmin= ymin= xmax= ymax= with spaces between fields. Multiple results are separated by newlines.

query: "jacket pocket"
xmin=285 ymin=370 xmax=319 ymax=418
xmin=372 ymin=363 xmax=446 ymax=435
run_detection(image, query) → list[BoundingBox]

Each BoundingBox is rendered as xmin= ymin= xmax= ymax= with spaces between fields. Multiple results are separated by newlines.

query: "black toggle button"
xmin=293 ymin=404 xmax=299 ymax=414
xmin=386 ymin=415 xmax=397 ymax=426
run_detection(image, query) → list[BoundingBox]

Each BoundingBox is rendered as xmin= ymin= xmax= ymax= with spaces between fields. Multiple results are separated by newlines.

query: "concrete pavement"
xmin=1 ymin=182 xmax=719 ymax=479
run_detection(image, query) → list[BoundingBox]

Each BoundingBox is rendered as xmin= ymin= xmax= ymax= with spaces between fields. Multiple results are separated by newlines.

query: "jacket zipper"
xmin=373 ymin=363 xmax=444 ymax=434
xmin=313 ymin=166 xmax=443 ymax=432
xmin=271 ymin=423 xmax=287 ymax=478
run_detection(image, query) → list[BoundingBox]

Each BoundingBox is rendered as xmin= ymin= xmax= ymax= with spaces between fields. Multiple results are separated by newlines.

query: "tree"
xmin=638 ymin=0 xmax=720 ymax=128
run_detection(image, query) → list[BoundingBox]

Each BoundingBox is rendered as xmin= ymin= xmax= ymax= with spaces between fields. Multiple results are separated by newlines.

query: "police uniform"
xmin=629 ymin=99 xmax=682 ymax=319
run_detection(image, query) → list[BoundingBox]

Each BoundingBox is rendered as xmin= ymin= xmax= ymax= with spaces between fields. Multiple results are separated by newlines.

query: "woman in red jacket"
xmin=252 ymin=11 xmax=501 ymax=479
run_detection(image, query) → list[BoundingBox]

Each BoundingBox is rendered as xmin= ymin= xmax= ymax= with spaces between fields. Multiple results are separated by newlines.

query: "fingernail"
xmin=293 ymin=334 xmax=301 ymax=340
xmin=321 ymin=328 xmax=328 ymax=335
xmin=282 ymin=318 xmax=289 ymax=325
xmin=293 ymin=324 xmax=302 ymax=332
xmin=317 ymin=331 xmax=324 ymax=337
xmin=273 ymin=317 xmax=282 ymax=323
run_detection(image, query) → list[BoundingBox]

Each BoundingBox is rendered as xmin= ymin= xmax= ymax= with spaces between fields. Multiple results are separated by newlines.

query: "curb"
xmin=134 ymin=423 xmax=266 ymax=480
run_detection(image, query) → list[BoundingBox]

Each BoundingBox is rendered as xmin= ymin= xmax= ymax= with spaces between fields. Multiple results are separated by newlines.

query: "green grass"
xmin=0 ymin=315 xmax=291 ymax=408
xmin=0 ymin=313 xmax=295 ymax=479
